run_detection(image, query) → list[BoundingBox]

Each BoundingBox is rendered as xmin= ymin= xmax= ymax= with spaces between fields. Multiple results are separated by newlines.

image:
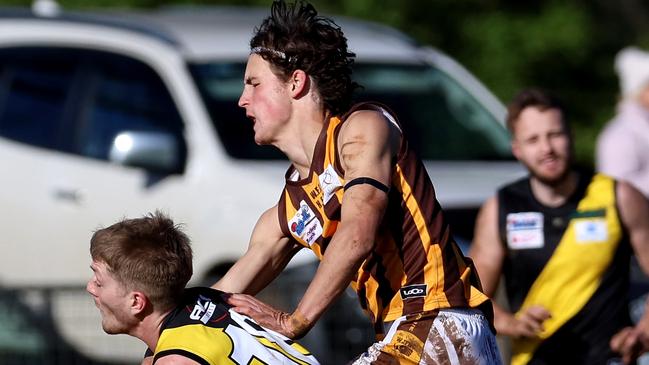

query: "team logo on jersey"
xmin=506 ymin=212 xmax=544 ymax=250
xmin=319 ymin=164 xmax=342 ymax=205
xmin=399 ymin=284 xmax=427 ymax=300
xmin=289 ymin=200 xmax=323 ymax=246
xmin=190 ymin=295 xmax=217 ymax=324
xmin=574 ymin=219 xmax=608 ymax=243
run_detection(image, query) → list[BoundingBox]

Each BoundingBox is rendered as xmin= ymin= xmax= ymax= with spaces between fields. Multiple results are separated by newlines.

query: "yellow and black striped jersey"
xmin=152 ymin=287 xmax=319 ymax=365
xmin=277 ymin=102 xmax=490 ymax=333
xmin=498 ymin=171 xmax=631 ymax=365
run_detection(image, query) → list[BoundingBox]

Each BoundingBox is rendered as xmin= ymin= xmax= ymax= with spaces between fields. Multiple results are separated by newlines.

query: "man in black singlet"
xmin=470 ymin=88 xmax=649 ymax=365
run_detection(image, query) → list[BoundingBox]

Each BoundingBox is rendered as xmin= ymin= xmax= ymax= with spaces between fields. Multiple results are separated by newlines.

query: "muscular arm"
xmin=213 ymin=205 xmax=302 ymax=295
xmin=228 ymin=110 xmax=399 ymax=338
xmin=469 ymin=197 xmax=504 ymax=298
xmin=469 ymin=196 xmax=551 ymax=338
xmin=610 ymin=181 xmax=649 ymax=363
xmin=291 ymin=110 xmax=398 ymax=332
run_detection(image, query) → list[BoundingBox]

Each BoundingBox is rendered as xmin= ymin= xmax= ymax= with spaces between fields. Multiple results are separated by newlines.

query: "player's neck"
xmin=282 ymin=107 xmax=329 ymax=179
xmin=530 ymin=170 xmax=579 ymax=207
xmin=133 ymin=308 xmax=173 ymax=353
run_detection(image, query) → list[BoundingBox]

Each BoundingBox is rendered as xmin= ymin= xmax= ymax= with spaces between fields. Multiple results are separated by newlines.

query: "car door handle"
xmin=53 ymin=188 xmax=83 ymax=204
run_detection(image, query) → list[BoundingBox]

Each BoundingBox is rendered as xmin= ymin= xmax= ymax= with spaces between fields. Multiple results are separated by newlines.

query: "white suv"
xmin=0 ymin=5 xmax=524 ymax=364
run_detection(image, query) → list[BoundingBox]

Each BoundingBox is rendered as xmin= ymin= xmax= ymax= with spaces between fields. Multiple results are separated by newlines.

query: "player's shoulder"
xmin=344 ymin=108 xmax=387 ymax=129
xmin=164 ymin=287 xmax=230 ymax=329
xmin=339 ymin=105 xmax=400 ymax=150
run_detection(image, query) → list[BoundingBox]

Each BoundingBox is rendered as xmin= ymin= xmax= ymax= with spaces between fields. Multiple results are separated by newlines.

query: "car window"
xmin=0 ymin=48 xmax=78 ymax=151
xmin=353 ymin=63 xmax=512 ymax=161
xmin=190 ymin=62 xmax=285 ymax=160
xmin=191 ymin=61 xmax=512 ymax=161
xmin=0 ymin=47 xmax=187 ymax=173
xmin=76 ymin=51 xmax=186 ymax=169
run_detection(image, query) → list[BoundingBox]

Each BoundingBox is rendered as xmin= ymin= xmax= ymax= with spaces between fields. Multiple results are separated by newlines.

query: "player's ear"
xmin=130 ymin=291 xmax=149 ymax=315
xmin=289 ymin=69 xmax=308 ymax=98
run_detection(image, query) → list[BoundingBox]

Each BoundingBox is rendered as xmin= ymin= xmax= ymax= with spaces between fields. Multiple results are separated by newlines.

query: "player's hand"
xmin=225 ymin=293 xmax=311 ymax=339
xmin=610 ymin=324 xmax=649 ymax=364
xmin=508 ymin=305 xmax=552 ymax=339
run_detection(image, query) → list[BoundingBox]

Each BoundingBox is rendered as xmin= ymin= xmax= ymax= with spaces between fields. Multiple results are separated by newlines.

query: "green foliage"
xmin=455 ymin=2 xmax=600 ymax=165
xmin=460 ymin=3 xmax=591 ymax=99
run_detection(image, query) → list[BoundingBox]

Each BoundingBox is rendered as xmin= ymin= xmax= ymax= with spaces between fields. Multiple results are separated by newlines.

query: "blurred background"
xmin=0 ymin=0 xmax=647 ymax=364
xmin=5 ymin=0 xmax=648 ymax=165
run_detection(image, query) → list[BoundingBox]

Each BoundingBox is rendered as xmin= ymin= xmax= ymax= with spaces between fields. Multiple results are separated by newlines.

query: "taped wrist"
xmin=288 ymin=311 xmax=312 ymax=339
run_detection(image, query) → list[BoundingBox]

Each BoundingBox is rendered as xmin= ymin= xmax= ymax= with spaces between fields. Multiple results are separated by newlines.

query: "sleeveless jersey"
xmin=277 ymin=102 xmax=490 ymax=332
xmin=152 ymin=287 xmax=319 ymax=365
xmin=498 ymin=172 xmax=632 ymax=365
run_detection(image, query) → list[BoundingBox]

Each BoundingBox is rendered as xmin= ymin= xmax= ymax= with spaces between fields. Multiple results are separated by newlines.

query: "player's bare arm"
xmin=213 ymin=204 xmax=302 ymax=295
xmin=470 ymin=197 xmax=504 ymax=297
xmin=290 ymin=109 xmax=399 ymax=331
xmin=610 ymin=181 xmax=649 ymax=364
xmin=228 ymin=110 xmax=399 ymax=338
xmin=619 ymin=181 xmax=649 ymax=272
xmin=470 ymin=196 xmax=551 ymax=338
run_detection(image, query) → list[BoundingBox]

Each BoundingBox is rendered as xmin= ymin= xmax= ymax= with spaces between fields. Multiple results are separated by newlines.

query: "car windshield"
xmin=189 ymin=62 xmax=513 ymax=161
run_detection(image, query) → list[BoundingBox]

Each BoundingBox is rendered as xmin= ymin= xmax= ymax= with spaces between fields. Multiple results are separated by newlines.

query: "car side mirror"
xmin=108 ymin=131 xmax=181 ymax=174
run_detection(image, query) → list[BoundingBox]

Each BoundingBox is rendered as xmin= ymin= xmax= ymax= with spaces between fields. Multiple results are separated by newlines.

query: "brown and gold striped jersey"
xmin=277 ymin=102 xmax=490 ymax=332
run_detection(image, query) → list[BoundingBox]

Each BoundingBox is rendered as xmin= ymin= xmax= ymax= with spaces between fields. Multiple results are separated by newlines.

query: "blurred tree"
xmin=457 ymin=1 xmax=602 ymax=164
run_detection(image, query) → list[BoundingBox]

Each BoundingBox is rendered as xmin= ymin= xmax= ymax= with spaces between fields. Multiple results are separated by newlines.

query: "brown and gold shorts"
xmin=350 ymin=308 xmax=502 ymax=365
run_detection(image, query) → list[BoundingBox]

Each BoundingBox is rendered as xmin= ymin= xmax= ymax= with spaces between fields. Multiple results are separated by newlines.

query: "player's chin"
xmin=101 ymin=319 xmax=123 ymax=335
xmin=253 ymin=135 xmax=271 ymax=146
xmin=102 ymin=324 xmax=122 ymax=335
xmin=533 ymin=163 xmax=569 ymax=184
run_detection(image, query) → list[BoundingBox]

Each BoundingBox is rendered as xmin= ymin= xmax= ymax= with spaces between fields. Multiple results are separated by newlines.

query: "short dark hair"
xmin=250 ymin=0 xmax=358 ymax=115
xmin=506 ymin=88 xmax=567 ymax=133
xmin=90 ymin=211 xmax=192 ymax=311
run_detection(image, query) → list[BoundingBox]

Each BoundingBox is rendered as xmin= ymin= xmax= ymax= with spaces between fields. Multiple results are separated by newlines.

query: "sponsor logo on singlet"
xmin=400 ymin=284 xmax=428 ymax=300
xmin=574 ymin=219 xmax=608 ymax=243
xmin=288 ymin=200 xmax=323 ymax=246
xmin=319 ymin=164 xmax=343 ymax=205
xmin=506 ymin=212 xmax=544 ymax=249
xmin=290 ymin=201 xmax=313 ymax=236
xmin=190 ymin=295 xmax=216 ymax=324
